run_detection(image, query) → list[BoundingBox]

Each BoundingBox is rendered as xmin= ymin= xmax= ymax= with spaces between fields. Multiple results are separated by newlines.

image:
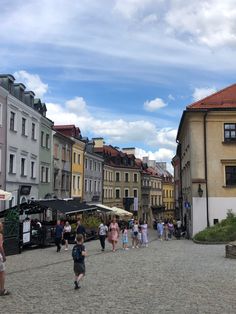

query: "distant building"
xmin=94 ymin=140 xmax=142 ymax=215
xmin=83 ymin=139 xmax=103 ymax=204
xmin=53 ymin=125 xmax=85 ymax=201
xmin=52 ymin=130 xmax=73 ymax=199
xmin=175 ymin=83 xmax=236 ymax=236
xmin=0 ymin=74 xmax=42 ymax=207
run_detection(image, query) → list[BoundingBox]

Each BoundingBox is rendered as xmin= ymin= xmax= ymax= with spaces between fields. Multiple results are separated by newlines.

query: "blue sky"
xmin=1 ymin=0 xmax=236 ymax=171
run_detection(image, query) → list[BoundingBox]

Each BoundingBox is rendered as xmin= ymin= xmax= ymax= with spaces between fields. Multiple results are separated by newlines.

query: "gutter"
xmin=203 ymin=112 xmax=210 ymax=227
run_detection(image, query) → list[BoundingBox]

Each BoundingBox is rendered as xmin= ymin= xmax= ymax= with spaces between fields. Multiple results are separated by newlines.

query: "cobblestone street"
xmin=2 ymin=230 xmax=236 ymax=314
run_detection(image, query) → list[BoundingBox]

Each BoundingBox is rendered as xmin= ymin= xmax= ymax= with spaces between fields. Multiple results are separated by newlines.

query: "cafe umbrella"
xmin=0 ymin=189 xmax=12 ymax=201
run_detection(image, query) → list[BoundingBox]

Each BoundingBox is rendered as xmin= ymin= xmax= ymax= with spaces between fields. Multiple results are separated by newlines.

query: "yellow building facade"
xmin=71 ymin=140 xmax=85 ymax=199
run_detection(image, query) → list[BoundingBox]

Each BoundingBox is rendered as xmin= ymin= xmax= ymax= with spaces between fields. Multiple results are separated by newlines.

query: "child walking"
xmin=72 ymin=234 xmax=87 ymax=290
xmin=122 ymin=226 xmax=129 ymax=250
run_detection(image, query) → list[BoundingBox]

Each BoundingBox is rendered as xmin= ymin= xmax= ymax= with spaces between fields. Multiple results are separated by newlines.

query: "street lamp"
xmin=198 ymin=184 xmax=203 ymax=197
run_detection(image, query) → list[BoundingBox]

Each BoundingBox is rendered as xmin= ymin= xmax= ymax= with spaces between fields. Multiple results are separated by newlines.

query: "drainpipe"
xmin=203 ymin=112 xmax=210 ymax=227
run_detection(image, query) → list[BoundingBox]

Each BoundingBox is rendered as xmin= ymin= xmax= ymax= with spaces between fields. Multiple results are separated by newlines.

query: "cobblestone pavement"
xmin=2 ymin=230 xmax=236 ymax=314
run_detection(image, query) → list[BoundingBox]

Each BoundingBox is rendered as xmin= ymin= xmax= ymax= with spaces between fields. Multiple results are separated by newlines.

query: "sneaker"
xmin=74 ymin=281 xmax=81 ymax=290
xmin=132 ymin=246 xmax=135 ymax=249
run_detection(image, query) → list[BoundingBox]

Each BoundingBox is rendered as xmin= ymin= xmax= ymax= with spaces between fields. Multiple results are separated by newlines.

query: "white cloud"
xmin=47 ymin=96 xmax=177 ymax=152
xmin=144 ymin=98 xmax=167 ymax=112
xmin=135 ymin=147 xmax=174 ymax=173
xmin=168 ymin=94 xmax=175 ymax=101
xmin=13 ymin=70 xmax=48 ymax=98
xmin=192 ymin=87 xmax=217 ymax=102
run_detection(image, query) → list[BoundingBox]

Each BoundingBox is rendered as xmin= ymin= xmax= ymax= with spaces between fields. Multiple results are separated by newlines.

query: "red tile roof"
xmin=187 ymin=83 xmax=236 ymax=110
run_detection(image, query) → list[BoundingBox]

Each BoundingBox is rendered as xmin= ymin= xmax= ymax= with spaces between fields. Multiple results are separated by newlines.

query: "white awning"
xmin=0 ymin=189 xmax=12 ymax=201
xmin=111 ymin=206 xmax=133 ymax=218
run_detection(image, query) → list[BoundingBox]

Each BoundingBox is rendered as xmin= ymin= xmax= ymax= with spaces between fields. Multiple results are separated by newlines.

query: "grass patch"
xmin=194 ymin=212 xmax=236 ymax=242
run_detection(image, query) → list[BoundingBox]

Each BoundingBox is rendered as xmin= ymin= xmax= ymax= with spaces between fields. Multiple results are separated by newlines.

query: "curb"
xmin=192 ymin=239 xmax=228 ymax=245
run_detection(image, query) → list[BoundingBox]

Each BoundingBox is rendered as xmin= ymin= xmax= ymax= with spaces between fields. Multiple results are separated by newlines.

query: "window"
xmin=22 ymin=118 xmax=26 ymax=136
xmin=134 ymin=173 xmax=138 ymax=183
xmin=21 ymin=158 xmax=26 ymax=176
xmin=62 ymin=147 xmax=66 ymax=161
xmin=224 ymin=123 xmax=236 ymax=142
xmin=31 ymin=123 xmax=36 ymax=140
xmin=124 ymin=189 xmax=129 ymax=197
xmin=73 ymin=152 xmax=76 ymax=163
xmin=54 ymin=144 xmax=59 ymax=158
xmin=9 ymin=154 xmax=15 ymax=174
xmin=94 ymin=180 xmax=97 ymax=192
xmin=85 ymin=179 xmax=88 ymax=192
xmin=115 ymin=189 xmax=120 ymax=199
xmin=31 ymin=161 xmax=35 ymax=178
xmin=45 ymin=168 xmax=50 ymax=183
xmin=90 ymin=160 xmax=93 ymax=170
xmin=73 ymin=175 xmax=76 ymax=190
xmin=226 ymin=166 xmax=236 ymax=186
xmin=77 ymin=176 xmax=80 ymax=190
xmin=89 ymin=180 xmax=92 ymax=192
xmin=41 ymin=166 xmax=44 ymax=182
xmin=133 ymin=189 xmax=138 ymax=198
xmin=66 ymin=175 xmax=70 ymax=190
xmin=61 ymin=174 xmax=65 ymax=189
xmin=10 ymin=111 xmax=15 ymax=131
xmin=41 ymin=131 xmax=44 ymax=146
xmin=67 ymin=149 xmax=70 ymax=161
xmin=98 ymin=162 xmax=101 ymax=172
xmin=94 ymin=161 xmax=97 ymax=171
xmin=116 ymin=172 xmax=120 ymax=182
xmin=98 ymin=181 xmax=100 ymax=192
xmin=78 ymin=154 xmax=81 ymax=164
xmin=125 ymin=173 xmax=129 ymax=182
xmin=46 ymin=134 xmax=50 ymax=149
xmin=85 ymin=158 xmax=88 ymax=169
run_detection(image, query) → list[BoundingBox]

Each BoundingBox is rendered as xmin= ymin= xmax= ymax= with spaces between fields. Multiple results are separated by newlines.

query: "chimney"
xmin=122 ymin=147 xmax=136 ymax=156
xmin=92 ymin=137 xmax=104 ymax=148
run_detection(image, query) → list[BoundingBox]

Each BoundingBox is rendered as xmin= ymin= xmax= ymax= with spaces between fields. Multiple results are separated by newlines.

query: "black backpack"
xmin=72 ymin=245 xmax=82 ymax=262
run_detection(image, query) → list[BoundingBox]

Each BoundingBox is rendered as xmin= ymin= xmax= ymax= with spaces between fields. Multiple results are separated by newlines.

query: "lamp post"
xmin=198 ymin=184 xmax=203 ymax=197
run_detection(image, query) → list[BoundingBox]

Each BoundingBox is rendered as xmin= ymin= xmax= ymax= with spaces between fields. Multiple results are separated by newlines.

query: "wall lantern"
xmin=198 ymin=184 xmax=203 ymax=197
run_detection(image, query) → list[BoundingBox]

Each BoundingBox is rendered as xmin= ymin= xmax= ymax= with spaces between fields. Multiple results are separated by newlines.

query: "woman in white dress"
xmin=141 ymin=221 xmax=148 ymax=247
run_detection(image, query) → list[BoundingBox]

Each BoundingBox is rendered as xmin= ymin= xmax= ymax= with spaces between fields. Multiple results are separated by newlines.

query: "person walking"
xmin=157 ymin=220 xmax=164 ymax=241
xmin=72 ymin=234 xmax=87 ymax=290
xmin=108 ymin=217 xmax=119 ymax=252
xmin=98 ymin=220 xmax=108 ymax=251
xmin=132 ymin=220 xmax=139 ymax=248
xmin=122 ymin=226 xmax=129 ymax=250
xmin=76 ymin=219 xmax=86 ymax=240
xmin=164 ymin=220 xmax=169 ymax=241
xmin=0 ymin=222 xmax=10 ymax=296
xmin=141 ymin=220 xmax=148 ymax=247
xmin=168 ymin=220 xmax=175 ymax=240
xmin=63 ymin=221 xmax=71 ymax=251
xmin=55 ymin=220 xmax=63 ymax=252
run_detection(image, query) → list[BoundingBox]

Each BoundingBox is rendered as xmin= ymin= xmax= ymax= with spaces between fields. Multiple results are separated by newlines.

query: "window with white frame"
xmin=22 ymin=117 xmax=27 ymax=136
xmin=133 ymin=189 xmax=138 ymax=198
xmin=85 ymin=179 xmax=88 ymax=192
xmin=225 ymin=165 xmax=236 ymax=186
xmin=89 ymin=179 xmax=92 ymax=192
xmin=21 ymin=157 xmax=27 ymax=176
xmin=41 ymin=166 xmax=45 ymax=182
xmin=78 ymin=154 xmax=81 ymax=164
xmin=9 ymin=154 xmax=16 ymax=174
xmin=89 ymin=159 xmax=93 ymax=170
xmin=115 ymin=172 xmax=120 ymax=182
xmin=31 ymin=161 xmax=36 ymax=178
xmin=41 ymin=131 xmax=44 ymax=146
xmin=46 ymin=134 xmax=50 ymax=149
xmin=73 ymin=152 xmax=76 ymax=163
xmin=73 ymin=175 xmax=76 ymax=190
xmin=45 ymin=167 xmax=50 ymax=183
xmin=134 ymin=173 xmax=138 ymax=183
xmin=94 ymin=161 xmax=97 ymax=171
xmin=10 ymin=111 xmax=16 ymax=131
xmin=31 ymin=122 xmax=36 ymax=140
xmin=85 ymin=158 xmax=88 ymax=169
xmin=124 ymin=188 xmax=129 ymax=197
xmin=77 ymin=176 xmax=80 ymax=190
xmin=115 ymin=188 xmax=120 ymax=199
xmin=125 ymin=172 xmax=129 ymax=182
xmin=94 ymin=180 xmax=97 ymax=192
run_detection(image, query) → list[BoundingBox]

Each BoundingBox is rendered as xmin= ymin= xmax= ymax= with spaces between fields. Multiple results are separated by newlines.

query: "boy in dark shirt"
xmin=72 ymin=234 xmax=87 ymax=289
xmin=55 ymin=220 xmax=63 ymax=252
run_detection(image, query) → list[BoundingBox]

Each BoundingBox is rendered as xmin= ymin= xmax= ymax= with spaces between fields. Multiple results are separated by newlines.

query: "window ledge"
xmin=222 ymin=185 xmax=236 ymax=188
xmin=31 ymin=138 xmax=37 ymax=142
xmin=10 ymin=129 xmax=17 ymax=133
xmin=8 ymin=172 xmax=16 ymax=175
xmin=222 ymin=141 xmax=236 ymax=144
xmin=21 ymin=175 xmax=27 ymax=178
xmin=22 ymin=134 xmax=28 ymax=138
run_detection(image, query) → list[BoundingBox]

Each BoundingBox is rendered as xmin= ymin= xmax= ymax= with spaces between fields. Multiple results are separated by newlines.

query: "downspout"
xmin=176 ymin=140 xmax=183 ymax=222
xmin=203 ymin=112 xmax=210 ymax=227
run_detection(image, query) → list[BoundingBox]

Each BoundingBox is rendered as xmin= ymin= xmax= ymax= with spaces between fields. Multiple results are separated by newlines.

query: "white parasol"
xmin=0 ymin=189 xmax=13 ymax=201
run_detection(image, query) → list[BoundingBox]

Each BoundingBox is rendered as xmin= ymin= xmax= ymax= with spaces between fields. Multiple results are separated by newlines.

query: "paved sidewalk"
xmin=2 ymin=230 xmax=236 ymax=314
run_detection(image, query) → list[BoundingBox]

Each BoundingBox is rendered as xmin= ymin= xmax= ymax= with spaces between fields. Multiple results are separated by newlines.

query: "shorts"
xmin=64 ymin=232 xmax=70 ymax=241
xmin=74 ymin=262 xmax=86 ymax=276
xmin=0 ymin=261 xmax=5 ymax=272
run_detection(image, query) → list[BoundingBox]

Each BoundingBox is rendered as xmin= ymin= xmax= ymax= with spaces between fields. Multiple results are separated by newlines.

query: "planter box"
xmin=225 ymin=241 xmax=236 ymax=259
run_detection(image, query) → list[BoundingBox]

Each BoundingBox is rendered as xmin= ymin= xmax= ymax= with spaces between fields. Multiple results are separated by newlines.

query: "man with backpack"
xmin=72 ymin=234 xmax=87 ymax=290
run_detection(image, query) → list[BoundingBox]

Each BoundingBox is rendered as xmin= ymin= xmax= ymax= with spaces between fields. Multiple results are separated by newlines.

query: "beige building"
xmin=176 ymin=84 xmax=236 ymax=236
xmin=94 ymin=140 xmax=142 ymax=216
xmin=141 ymin=168 xmax=162 ymax=224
